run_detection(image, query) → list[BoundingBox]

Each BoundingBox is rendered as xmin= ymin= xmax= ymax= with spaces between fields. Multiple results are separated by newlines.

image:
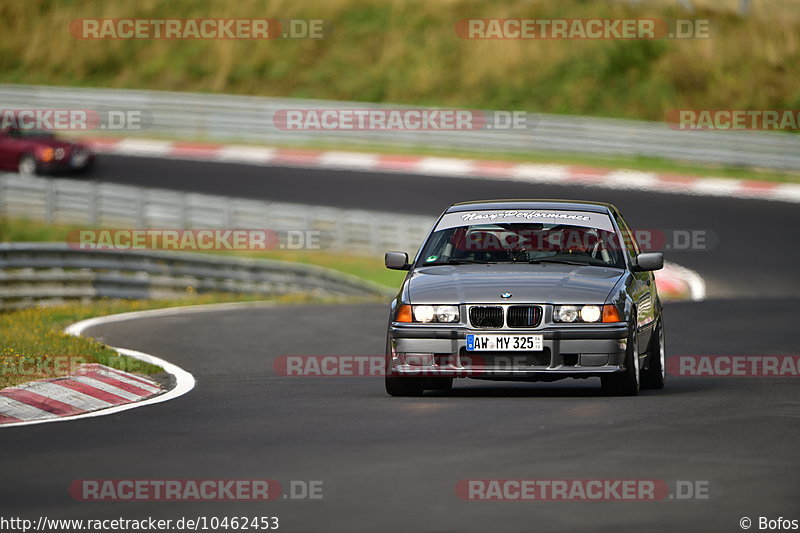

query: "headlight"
xmin=413 ymin=305 xmax=435 ymax=323
xmin=397 ymin=304 xmax=460 ymax=323
xmin=554 ymin=304 xmax=620 ymax=323
xmin=555 ymin=305 xmax=579 ymax=323
xmin=580 ymin=305 xmax=602 ymax=322
xmin=434 ymin=305 xmax=459 ymax=323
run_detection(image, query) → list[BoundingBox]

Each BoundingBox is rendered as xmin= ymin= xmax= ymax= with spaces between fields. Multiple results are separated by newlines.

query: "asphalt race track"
xmin=1 ymin=155 xmax=799 ymax=532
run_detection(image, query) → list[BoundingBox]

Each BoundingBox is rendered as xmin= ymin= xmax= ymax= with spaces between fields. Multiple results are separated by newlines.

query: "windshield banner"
xmin=435 ymin=210 xmax=615 ymax=232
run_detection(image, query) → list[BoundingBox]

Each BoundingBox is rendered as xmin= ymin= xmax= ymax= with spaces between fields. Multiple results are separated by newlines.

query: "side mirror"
xmin=633 ymin=252 xmax=664 ymax=272
xmin=385 ymin=251 xmax=410 ymax=270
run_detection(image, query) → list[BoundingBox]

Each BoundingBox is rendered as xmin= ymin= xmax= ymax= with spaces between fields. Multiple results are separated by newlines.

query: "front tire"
xmin=641 ymin=319 xmax=666 ymax=389
xmin=18 ymin=154 xmax=38 ymax=176
xmin=385 ymin=375 xmax=424 ymax=396
xmin=601 ymin=319 xmax=640 ymax=396
xmin=424 ymin=377 xmax=453 ymax=391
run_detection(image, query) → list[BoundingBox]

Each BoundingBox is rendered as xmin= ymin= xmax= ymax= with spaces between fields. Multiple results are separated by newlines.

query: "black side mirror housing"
xmin=385 ymin=251 xmax=410 ymax=270
xmin=633 ymin=252 xmax=664 ymax=272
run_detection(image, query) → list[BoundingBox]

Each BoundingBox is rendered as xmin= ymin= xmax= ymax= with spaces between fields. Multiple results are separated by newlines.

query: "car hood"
xmin=405 ymin=263 xmax=624 ymax=305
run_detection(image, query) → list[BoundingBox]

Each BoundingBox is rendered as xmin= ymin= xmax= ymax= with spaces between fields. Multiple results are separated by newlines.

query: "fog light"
xmin=404 ymin=354 xmax=434 ymax=366
xmin=580 ymin=354 xmax=609 ymax=366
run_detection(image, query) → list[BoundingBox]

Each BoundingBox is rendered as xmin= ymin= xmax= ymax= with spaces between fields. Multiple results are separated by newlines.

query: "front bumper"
xmin=388 ymin=323 xmax=628 ymax=379
xmin=38 ymin=153 xmax=94 ymax=173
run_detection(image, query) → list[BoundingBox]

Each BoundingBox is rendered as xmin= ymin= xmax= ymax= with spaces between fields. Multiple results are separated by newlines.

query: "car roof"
xmin=445 ymin=199 xmax=616 ymax=214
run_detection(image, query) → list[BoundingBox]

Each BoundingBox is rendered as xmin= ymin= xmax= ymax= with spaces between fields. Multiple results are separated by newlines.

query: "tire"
xmin=385 ymin=375 xmax=424 ymax=396
xmin=601 ymin=318 xmax=640 ymax=396
xmin=73 ymin=158 xmax=95 ymax=175
xmin=424 ymin=377 xmax=453 ymax=391
xmin=18 ymin=154 xmax=38 ymax=176
xmin=641 ymin=318 xmax=666 ymax=390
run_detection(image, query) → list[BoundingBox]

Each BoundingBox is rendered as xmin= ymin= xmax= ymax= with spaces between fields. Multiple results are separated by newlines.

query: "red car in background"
xmin=0 ymin=128 xmax=94 ymax=176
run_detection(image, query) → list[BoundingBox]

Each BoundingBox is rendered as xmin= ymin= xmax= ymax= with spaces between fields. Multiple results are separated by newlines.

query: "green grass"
xmin=0 ymin=293 xmax=305 ymax=388
xmin=1 ymin=0 xmax=799 ymax=123
xmin=0 ymin=287 xmax=375 ymax=389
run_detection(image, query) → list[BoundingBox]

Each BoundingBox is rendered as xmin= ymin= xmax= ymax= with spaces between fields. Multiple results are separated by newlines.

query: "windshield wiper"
xmin=528 ymin=258 xmax=590 ymax=266
xmin=425 ymin=259 xmax=496 ymax=265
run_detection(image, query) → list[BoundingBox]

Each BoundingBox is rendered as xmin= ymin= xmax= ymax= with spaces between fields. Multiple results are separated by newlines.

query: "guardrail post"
xmin=45 ymin=179 xmax=55 ymax=224
xmin=137 ymin=191 xmax=146 ymax=227
xmin=89 ymin=180 xmax=98 ymax=226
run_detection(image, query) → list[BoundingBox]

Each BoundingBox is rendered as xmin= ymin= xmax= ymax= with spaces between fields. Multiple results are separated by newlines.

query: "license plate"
xmin=466 ymin=334 xmax=543 ymax=351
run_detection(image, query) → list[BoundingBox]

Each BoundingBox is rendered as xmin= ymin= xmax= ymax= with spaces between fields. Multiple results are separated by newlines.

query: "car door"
xmin=613 ymin=211 xmax=655 ymax=353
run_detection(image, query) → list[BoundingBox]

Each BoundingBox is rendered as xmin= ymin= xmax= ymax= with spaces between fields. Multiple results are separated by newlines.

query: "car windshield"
xmin=416 ymin=222 xmax=626 ymax=269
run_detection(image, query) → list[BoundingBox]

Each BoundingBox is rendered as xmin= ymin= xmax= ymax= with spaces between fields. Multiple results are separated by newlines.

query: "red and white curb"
xmin=0 ymin=309 xmax=199 ymax=428
xmin=84 ymin=137 xmax=800 ymax=204
xmin=0 ymin=363 xmax=162 ymax=425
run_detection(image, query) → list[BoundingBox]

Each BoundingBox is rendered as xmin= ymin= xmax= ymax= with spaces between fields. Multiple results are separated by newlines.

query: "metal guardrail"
xmin=0 ymin=172 xmax=432 ymax=309
xmin=0 ymin=173 xmax=435 ymax=257
xmin=1 ymin=84 xmax=798 ymax=170
xmin=0 ymin=243 xmax=390 ymax=309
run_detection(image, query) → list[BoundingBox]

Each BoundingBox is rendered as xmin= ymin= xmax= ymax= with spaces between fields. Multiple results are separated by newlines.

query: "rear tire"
xmin=385 ymin=375 xmax=425 ymax=396
xmin=641 ymin=319 xmax=666 ymax=390
xmin=601 ymin=319 xmax=640 ymax=396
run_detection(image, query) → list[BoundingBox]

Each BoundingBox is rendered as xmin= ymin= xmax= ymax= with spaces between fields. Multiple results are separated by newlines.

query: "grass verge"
xmin=0 ymin=292 xmax=355 ymax=389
